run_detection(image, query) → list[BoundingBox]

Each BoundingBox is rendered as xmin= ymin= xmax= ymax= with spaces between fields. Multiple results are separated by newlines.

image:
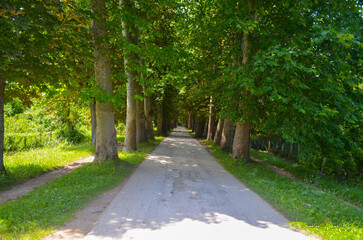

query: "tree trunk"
xmin=213 ymin=118 xmax=224 ymax=145
xmin=143 ymin=84 xmax=154 ymax=140
xmin=207 ymin=96 xmax=216 ymax=141
xmin=90 ymin=97 xmax=97 ymax=146
xmin=203 ymin=120 xmax=208 ymax=139
xmin=188 ymin=111 xmax=193 ymax=129
xmin=92 ymin=0 xmax=118 ymax=162
xmin=288 ymin=143 xmax=293 ymax=160
xmin=195 ymin=119 xmax=204 ymax=138
xmin=0 ymin=73 xmax=6 ymax=175
xmin=156 ymin=102 xmax=163 ymax=136
xmin=232 ymin=121 xmax=251 ymax=160
xmin=220 ymin=117 xmax=233 ymax=152
xmin=232 ymin=7 xmax=254 ymax=162
xmin=92 ymin=0 xmax=119 ymax=162
xmin=122 ymin=0 xmax=138 ymax=151
xmin=135 ymin=83 xmax=147 ymax=143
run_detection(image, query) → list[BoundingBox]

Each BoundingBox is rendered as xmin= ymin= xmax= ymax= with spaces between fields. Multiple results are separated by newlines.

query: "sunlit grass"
xmin=0 ymin=137 xmax=163 ymax=240
xmin=203 ymin=140 xmax=362 ymax=240
xmin=1 ymin=143 xmax=95 ymax=190
xmin=251 ymin=149 xmax=363 ymax=209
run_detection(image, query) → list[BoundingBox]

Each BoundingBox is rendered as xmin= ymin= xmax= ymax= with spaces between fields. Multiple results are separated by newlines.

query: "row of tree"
xmin=178 ymin=0 xmax=362 ymax=178
xmin=1 ymin=0 xmax=361 ymax=179
xmin=0 ymin=0 xmax=180 ymax=174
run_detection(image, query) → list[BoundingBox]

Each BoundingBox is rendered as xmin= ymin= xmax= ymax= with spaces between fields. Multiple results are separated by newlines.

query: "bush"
xmin=5 ymin=133 xmax=57 ymax=151
xmin=55 ymin=128 xmax=86 ymax=144
xmin=116 ymin=122 xmax=126 ymax=136
xmin=4 ymin=98 xmax=26 ymax=117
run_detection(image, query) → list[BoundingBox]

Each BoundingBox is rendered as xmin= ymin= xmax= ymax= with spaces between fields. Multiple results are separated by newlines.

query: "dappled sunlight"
xmin=85 ymin=127 xmax=309 ymax=240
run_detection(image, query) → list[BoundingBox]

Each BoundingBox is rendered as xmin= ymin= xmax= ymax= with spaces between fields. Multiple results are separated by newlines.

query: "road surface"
xmin=84 ymin=127 xmax=310 ymax=240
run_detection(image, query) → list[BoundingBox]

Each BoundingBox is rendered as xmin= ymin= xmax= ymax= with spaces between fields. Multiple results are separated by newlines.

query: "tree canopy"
xmin=1 ymin=0 xmax=361 ymax=178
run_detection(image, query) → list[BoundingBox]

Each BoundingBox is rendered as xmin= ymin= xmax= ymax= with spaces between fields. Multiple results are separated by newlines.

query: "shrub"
xmin=116 ymin=122 xmax=126 ymax=136
xmin=55 ymin=128 xmax=86 ymax=144
xmin=4 ymin=133 xmax=57 ymax=152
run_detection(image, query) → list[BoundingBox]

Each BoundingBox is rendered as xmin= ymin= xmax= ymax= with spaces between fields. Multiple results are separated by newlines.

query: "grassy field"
xmin=0 ymin=137 xmax=163 ymax=240
xmin=0 ymin=143 xmax=95 ymax=190
xmin=203 ymin=140 xmax=362 ymax=240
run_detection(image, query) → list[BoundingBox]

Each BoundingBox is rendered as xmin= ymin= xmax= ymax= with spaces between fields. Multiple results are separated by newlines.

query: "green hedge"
xmin=5 ymin=132 xmax=58 ymax=152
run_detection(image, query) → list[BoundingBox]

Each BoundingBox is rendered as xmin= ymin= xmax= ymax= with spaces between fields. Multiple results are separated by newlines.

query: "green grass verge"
xmin=251 ymin=149 xmax=363 ymax=209
xmin=204 ymin=140 xmax=362 ymax=240
xmin=1 ymin=143 xmax=95 ymax=190
xmin=0 ymin=137 xmax=163 ymax=240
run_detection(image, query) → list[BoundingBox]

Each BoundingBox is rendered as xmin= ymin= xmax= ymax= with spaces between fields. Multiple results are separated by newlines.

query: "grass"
xmin=0 ymin=137 xmax=164 ymax=240
xmin=251 ymin=149 xmax=363 ymax=209
xmin=203 ymin=140 xmax=362 ymax=240
xmin=0 ymin=143 xmax=95 ymax=190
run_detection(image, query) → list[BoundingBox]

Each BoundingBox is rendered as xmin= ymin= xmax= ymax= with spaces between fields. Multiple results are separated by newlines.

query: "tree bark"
xmin=194 ymin=119 xmax=204 ymax=138
xmin=121 ymin=0 xmax=138 ymax=151
xmin=90 ymin=97 xmax=97 ymax=146
xmin=187 ymin=111 xmax=193 ymax=129
xmin=0 ymin=73 xmax=6 ymax=175
xmin=220 ymin=117 xmax=233 ymax=152
xmin=288 ymin=143 xmax=293 ymax=160
xmin=143 ymin=84 xmax=154 ymax=140
xmin=213 ymin=118 xmax=224 ymax=145
xmin=232 ymin=4 xmax=254 ymax=161
xmin=203 ymin=120 xmax=208 ymax=139
xmin=232 ymin=120 xmax=251 ymax=160
xmin=156 ymin=102 xmax=163 ymax=136
xmin=207 ymin=96 xmax=216 ymax=141
xmin=92 ymin=0 xmax=119 ymax=162
xmin=135 ymin=82 xmax=147 ymax=143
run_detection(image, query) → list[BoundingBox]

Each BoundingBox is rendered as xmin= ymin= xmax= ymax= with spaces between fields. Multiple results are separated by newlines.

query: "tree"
xmin=121 ymin=0 xmax=138 ymax=151
xmin=92 ymin=0 xmax=119 ymax=162
xmin=0 ymin=0 xmax=91 ymax=172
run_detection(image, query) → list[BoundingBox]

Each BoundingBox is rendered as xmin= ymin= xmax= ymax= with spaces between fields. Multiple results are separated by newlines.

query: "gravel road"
xmin=84 ymin=127 xmax=311 ymax=240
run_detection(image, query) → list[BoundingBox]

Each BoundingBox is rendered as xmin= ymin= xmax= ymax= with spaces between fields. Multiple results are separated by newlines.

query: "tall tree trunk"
xmin=156 ymin=102 xmax=163 ymax=136
xmin=220 ymin=117 xmax=233 ymax=152
xmin=232 ymin=120 xmax=251 ymax=160
xmin=162 ymin=119 xmax=170 ymax=136
xmin=0 ymin=73 xmax=6 ymax=175
xmin=188 ymin=111 xmax=193 ymax=129
xmin=213 ymin=118 xmax=224 ymax=144
xmin=90 ymin=97 xmax=97 ymax=146
xmin=135 ymin=83 xmax=147 ymax=143
xmin=121 ymin=0 xmax=138 ymax=151
xmin=195 ymin=119 xmax=204 ymax=138
xmin=232 ymin=4 xmax=254 ymax=161
xmin=203 ymin=120 xmax=208 ymax=139
xmin=207 ymin=96 xmax=216 ymax=141
xmin=143 ymin=84 xmax=154 ymax=140
xmin=92 ymin=0 xmax=119 ymax=162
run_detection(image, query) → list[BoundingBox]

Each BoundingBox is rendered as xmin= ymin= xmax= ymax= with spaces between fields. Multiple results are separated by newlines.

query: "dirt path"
xmin=0 ymin=144 xmax=126 ymax=205
xmin=0 ymin=156 xmax=94 ymax=205
xmin=82 ymin=127 xmax=311 ymax=240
